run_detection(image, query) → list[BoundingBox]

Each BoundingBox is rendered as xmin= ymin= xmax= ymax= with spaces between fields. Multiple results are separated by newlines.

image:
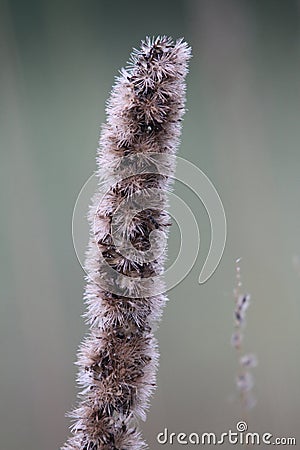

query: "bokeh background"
xmin=1 ymin=0 xmax=300 ymax=449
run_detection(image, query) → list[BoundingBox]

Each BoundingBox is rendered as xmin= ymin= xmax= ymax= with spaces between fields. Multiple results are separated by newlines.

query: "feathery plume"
xmin=62 ymin=36 xmax=191 ymax=450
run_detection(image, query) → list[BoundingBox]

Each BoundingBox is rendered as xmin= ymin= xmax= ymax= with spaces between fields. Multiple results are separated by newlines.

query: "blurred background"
xmin=1 ymin=0 xmax=300 ymax=449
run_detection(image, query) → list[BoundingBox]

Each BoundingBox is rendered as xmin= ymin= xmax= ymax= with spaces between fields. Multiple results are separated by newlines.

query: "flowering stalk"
xmin=62 ymin=37 xmax=191 ymax=450
xmin=231 ymin=258 xmax=257 ymax=413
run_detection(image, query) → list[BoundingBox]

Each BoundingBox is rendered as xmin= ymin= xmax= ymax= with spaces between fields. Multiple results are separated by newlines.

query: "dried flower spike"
xmin=62 ymin=36 xmax=191 ymax=450
xmin=231 ymin=258 xmax=258 ymax=413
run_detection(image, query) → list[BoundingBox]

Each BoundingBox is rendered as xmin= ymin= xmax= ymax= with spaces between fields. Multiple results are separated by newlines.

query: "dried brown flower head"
xmin=62 ymin=36 xmax=191 ymax=450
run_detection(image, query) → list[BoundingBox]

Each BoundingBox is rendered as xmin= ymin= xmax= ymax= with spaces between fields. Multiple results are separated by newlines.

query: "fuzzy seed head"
xmin=62 ymin=36 xmax=191 ymax=450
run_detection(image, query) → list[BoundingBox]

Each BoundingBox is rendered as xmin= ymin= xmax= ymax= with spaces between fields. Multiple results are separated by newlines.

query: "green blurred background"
xmin=1 ymin=0 xmax=300 ymax=449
